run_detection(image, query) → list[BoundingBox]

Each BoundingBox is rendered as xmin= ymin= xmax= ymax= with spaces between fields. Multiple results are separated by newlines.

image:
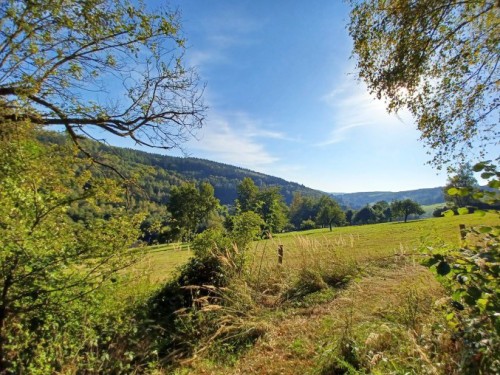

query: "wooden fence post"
xmin=278 ymin=245 xmax=283 ymax=265
xmin=459 ymin=224 xmax=467 ymax=240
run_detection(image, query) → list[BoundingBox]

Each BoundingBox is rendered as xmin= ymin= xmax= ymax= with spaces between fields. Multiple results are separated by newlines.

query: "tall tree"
xmin=315 ymin=195 xmax=346 ymax=231
xmin=391 ymin=199 xmax=425 ymax=223
xmin=444 ymin=163 xmax=480 ymax=207
xmin=372 ymin=200 xmax=391 ymax=222
xmin=255 ymin=187 xmax=289 ymax=233
xmin=168 ymin=182 xmax=219 ymax=241
xmin=353 ymin=206 xmax=378 ymax=225
xmin=0 ymin=0 xmax=205 ymax=150
xmin=236 ymin=177 xmax=259 ymax=212
xmin=289 ymin=192 xmax=318 ymax=229
xmin=349 ymin=0 xmax=499 ymax=167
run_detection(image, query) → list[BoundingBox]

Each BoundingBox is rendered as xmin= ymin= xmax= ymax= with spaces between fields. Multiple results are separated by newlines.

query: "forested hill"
xmin=39 ymin=132 xmax=446 ymax=208
xmin=38 ymin=132 xmax=325 ymax=205
xmin=332 ymin=187 xmax=445 ymax=209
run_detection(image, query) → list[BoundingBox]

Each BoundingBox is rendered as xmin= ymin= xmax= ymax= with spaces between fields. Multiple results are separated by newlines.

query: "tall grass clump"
xmin=146 ymin=227 xmax=361 ymax=367
xmin=146 ymin=226 xmax=266 ymax=365
xmin=245 ymin=234 xmax=359 ymax=307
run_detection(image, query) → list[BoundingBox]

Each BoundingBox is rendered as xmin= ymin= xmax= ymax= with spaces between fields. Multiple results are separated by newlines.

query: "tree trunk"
xmin=0 ymin=274 xmax=13 ymax=372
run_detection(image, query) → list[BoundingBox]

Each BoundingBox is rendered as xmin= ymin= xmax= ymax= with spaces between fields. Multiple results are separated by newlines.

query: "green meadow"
xmin=124 ymin=213 xmax=498 ymax=374
xmin=141 ymin=213 xmax=494 ymax=283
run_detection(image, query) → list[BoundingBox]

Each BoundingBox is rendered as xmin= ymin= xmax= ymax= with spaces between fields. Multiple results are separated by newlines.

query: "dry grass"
xmin=138 ymin=213 xmax=499 ymax=374
xmin=139 ymin=213 xmax=499 ymax=285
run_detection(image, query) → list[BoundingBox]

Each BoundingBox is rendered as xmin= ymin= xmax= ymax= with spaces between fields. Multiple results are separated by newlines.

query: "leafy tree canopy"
xmin=0 ymin=114 xmax=143 ymax=371
xmin=444 ymin=163 xmax=481 ymax=207
xmin=391 ymin=199 xmax=425 ymax=223
xmin=236 ymin=177 xmax=259 ymax=212
xmin=349 ymin=0 xmax=499 ymax=167
xmin=315 ymin=195 xmax=346 ymax=231
xmin=255 ymin=186 xmax=289 ymax=233
xmin=168 ymin=182 xmax=220 ymax=241
xmin=289 ymin=192 xmax=318 ymax=228
xmin=0 ymin=0 xmax=205 ymax=149
xmin=353 ymin=206 xmax=378 ymax=225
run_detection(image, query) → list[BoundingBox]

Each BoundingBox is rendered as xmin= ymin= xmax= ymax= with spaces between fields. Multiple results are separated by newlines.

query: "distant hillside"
xmin=39 ymin=132 xmax=325 ymax=205
xmin=39 ymin=132 xmax=447 ymax=209
xmin=103 ymin=149 xmax=327 ymax=206
xmin=332 ymin=187 xmax=445 ymax=209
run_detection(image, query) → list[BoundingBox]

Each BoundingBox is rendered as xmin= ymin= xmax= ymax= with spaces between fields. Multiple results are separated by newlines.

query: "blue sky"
xmin=119 ymin=0 xmax=450 ymax=193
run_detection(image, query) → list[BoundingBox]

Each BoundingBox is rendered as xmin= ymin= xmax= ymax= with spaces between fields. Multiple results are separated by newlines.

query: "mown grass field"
xmin=127 ymin=213 xmax=498 ymax=374
xmin=139 ymin=213 xmax=497 ymax=284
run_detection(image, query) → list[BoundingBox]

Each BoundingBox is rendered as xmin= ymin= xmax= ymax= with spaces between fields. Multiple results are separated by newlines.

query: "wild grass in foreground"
xmin=133 ymin=212 xmax=498 ymax=374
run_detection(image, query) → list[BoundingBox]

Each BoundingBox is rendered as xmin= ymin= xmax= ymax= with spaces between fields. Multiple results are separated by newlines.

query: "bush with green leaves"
xmin=300 ymin=219 xmax=317 ymax=231
xmin=147 ymin=225 xmax=263 ymax=363
xmin=0 ymin=117 xmax=144 ymax=372
xmin=423 ymin=161 xmax=499 ymax=374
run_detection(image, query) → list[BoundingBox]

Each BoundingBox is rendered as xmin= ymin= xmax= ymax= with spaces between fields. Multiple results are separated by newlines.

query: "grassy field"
xmin=128 ymin=213 xmax=498 ymax=374
xmin=140 ymin=213 xmax=497 ymax=284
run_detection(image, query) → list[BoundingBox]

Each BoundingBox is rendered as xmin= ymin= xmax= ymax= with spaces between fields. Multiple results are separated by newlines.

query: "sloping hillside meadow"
xmin=126 ymin=212 xmax=498 ymax=374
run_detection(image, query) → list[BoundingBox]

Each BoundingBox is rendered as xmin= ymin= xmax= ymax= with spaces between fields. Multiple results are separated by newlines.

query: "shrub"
xmin=300 ymin=219 xmax=317 ymax=230
xmin=433 ymin=206 xmax=450 ymax=217
xmin=146 ymin=228 xmax=260 ymax=364
xmin=423 ymin=161 xmax=500 ymax=374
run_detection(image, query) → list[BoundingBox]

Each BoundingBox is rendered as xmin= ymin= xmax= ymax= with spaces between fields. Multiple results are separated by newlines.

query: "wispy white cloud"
xmin=188 ymin=111 xmax=281 ymax=169
xmin=228 ymin=112 xmax=291 ymax=140
xmin=318 ymin=73 xmax=411 ymax=146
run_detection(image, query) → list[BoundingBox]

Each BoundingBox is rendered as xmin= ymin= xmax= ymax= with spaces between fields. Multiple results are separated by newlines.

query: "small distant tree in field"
xmin=289 ymin=192 xmax=318 ymax=229
xmin=372 ymin=200 xmax=391 ymax=222
xmin=444 ymin=164 xmax=480 ymax=208
xmin=345 ymin=209 xmax=355 ymax=225
xmin=315 ymin=195 xmax=346 ymax=231
xmin=300 ymin=219 xmax=317 ymax=231
xmin=391 ymin=199 xmax=424 ymax=223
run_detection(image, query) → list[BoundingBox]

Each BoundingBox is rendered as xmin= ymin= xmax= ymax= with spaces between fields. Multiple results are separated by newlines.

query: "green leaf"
xmin=447 ymin=187 xmax=459 ymax=195
xmin=452 ymin=289 xmax=463 ymax=301
xmin=443 ymin=210 xmax=455 ymax=217
xmin=475 ymin=210 xmax=486 ymax=217
xmin=487 ymin=180 xmax=500 ymax=189
xmin=457 ymin=188 xmax=471 ymax=197
xmin=476 ymin=298 xmax=488 ymax=311
xmin=479 ymin=226 xmax=492 ymax=233
xmin=472 ymin=191 xmax=484 ymax=199
xmin=457 ymin=207 xmax=469 ymax=215
xmin=481 ymin=172 xmax=495 ymax=179
xmin=472 ymin=162 xmax=486 ymax=172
